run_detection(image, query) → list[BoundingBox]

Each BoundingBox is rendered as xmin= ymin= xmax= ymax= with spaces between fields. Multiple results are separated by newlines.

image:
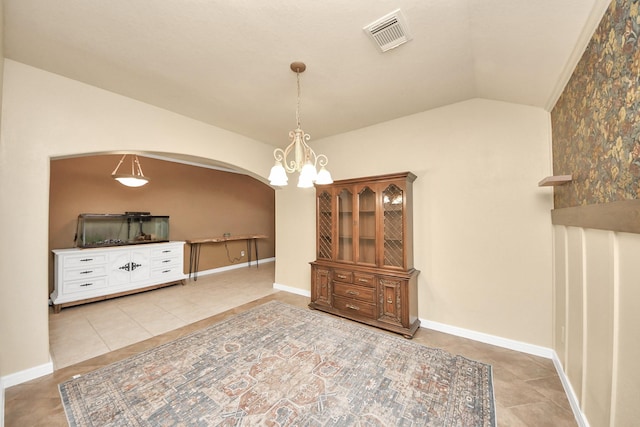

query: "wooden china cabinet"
xmin=309 ymin=172 xmax=420 ymax=338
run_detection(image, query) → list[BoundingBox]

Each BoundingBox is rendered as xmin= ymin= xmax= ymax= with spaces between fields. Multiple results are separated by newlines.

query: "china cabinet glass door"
xmin=357 ymin=186 xmax=376 ymax=265
xmin=382 ymin=183 xmax=404 ymax=268
xmin=317 ymin=190 xmax=333 ymax=259
xmin=337 ymin=188 xmax=353 ymax=262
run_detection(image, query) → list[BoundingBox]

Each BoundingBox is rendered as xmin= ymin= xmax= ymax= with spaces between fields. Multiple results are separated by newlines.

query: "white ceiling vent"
xmin=363 ymin=9 xmax=412 ymax=53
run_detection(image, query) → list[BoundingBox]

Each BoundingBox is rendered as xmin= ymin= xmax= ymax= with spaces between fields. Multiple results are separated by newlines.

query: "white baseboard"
xmin=273 ymin=282 xmax=311 ymax=297
xmin=191 ymin=257 xmax=275 ymax=278
xmin=551 ymin=351 xmax=590 ymax=427
xmin=1 ymin=360 xmax=54 ymax=389
xmin=419 ymin=318 xmax=555 ymax=358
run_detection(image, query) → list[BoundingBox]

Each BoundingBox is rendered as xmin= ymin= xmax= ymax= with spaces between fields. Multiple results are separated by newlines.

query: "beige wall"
xmin=277 ymin=98 xmax=555 ymax=347
xmin=0 ymin=60 xmax=276 ymax=377
xmin=554 ymin=226 xmax=640 ymax=427
xmin=1 ymin=59 xmax=555 ymax=382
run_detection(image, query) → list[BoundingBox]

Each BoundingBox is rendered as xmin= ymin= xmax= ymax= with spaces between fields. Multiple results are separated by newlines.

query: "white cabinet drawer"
xmin=63 ymin=253 xmax=108 ymax=268
xmin=151 ymin=265 xmax=183 ymax=278
xmin=151 ymin=245 xmax=182 ymax=258
xmin=63 ymin=265 xmax=108 ymax=281
xmin=65 ymin=277 xmax=108 ymax=294
xmin=150 ymin=256 xmax=180 ymax=268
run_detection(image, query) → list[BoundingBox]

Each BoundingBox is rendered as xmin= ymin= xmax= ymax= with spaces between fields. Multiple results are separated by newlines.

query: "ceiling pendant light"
xmin=268 ymin=62 xmax=333 ymax=188
xmin=111 ymin=154 xmax=149 ymax=187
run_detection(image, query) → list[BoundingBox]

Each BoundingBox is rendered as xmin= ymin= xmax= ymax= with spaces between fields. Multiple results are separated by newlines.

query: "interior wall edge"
xmin=609 ymin=231 xmax=620 ymax=427
xmin=579 ymin=226 xmax=587 ymax=411
xmin=552 ymin=224 xmax=570 ymax=369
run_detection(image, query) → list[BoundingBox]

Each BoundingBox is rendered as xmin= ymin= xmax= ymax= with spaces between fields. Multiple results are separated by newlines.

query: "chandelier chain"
xmin=296 ymin=70 xmax=301 ymax=129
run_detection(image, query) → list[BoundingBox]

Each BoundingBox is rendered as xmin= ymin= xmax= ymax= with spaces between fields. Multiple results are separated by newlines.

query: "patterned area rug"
xmin=59 ymin=301 xmax=495 ymax=426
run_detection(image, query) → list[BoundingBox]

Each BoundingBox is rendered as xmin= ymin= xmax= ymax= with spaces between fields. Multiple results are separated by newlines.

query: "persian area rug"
xmin=59 ymin=301 xmax=495 ymax=426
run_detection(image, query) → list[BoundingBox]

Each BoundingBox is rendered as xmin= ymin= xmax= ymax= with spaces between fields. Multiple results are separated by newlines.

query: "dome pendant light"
xmin=112 ymin=154 xmax=149 ymax=187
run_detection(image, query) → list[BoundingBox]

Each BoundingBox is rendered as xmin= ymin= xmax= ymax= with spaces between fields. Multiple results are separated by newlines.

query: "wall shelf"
xmin=538 ymin=175 xmax=572 ymax=187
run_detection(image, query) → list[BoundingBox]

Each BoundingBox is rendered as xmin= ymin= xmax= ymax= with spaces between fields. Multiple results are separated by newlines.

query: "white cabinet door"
xmin=130 ymin=248 xmax=151 ymax=283
xmin=108 ymin=248 xmax=150 ymax=287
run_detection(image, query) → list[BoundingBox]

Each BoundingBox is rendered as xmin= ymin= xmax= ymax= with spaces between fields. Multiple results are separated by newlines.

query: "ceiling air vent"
xmin=363 ymin=9 xmax=412 ymax=53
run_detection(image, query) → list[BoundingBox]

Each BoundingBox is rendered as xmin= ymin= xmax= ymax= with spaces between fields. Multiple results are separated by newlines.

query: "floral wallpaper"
xmin=551 ymin=0 xmax=640 ymax=208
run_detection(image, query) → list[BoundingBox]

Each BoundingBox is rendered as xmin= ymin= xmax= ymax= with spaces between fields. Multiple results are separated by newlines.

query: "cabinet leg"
xmin=53 ymin=304 xmax=61 ymax=314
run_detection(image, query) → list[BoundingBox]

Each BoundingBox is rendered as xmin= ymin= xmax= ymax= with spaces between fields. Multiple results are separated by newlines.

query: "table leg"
xmin=246 ymin=239 xmax=251 ymax=267
xmin=189 ymin=243 xmax=194 ymax=280
xmin=254 ymin=238 xmax=259 ymax=268
xmin=189 ymin=243 xmax=201 ymax=281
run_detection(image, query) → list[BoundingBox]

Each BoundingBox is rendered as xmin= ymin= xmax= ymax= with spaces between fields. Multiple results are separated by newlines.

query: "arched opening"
xmin=48 ymin=152 xmax=275 ymax=368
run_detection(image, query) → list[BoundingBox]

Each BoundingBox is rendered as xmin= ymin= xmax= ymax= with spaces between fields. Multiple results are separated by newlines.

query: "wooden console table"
xmin=186 ymin=234 xmax=268 ymax=280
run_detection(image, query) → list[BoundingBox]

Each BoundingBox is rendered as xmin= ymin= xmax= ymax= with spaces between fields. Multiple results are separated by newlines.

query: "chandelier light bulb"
xmin=268 ymin=161 xmax=288 ymax=186
xmin=315 ymin=166 xmax=333 ymax=185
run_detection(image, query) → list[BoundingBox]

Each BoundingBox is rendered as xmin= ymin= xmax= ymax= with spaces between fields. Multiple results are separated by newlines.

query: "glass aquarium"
xmin=75 ymin=212 xmax=170 ymax=248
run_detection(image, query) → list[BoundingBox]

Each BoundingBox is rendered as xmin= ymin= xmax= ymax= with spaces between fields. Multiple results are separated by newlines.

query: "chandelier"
xmin=268 ymin=62 xmax=333 ymax=188
xmin=111 ymin=154 xmax=149 ymax=187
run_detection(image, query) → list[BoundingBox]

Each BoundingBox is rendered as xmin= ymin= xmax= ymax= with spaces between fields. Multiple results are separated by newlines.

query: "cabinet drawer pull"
xmin=162 ymin=260 xmax=171 ymax=263
xmin=80 ymin=258 xmax=93 ymax=262
xmin=337 ymin=274 xmax=347 ymax=279
xmin=162 ymin=270 xmax=171 ymax=273
xmin=80 ymin=270 xmax=93 ymax=275
xmin=346 ymin=290 xmax=359 ymax=296
xmin=162 ymin=250 xmax=171 ymax=253
xmin=357 ymin=278 xmax=369 ymax=283
xmin=346 ymin=303 xmax=360 ymax=311
xmin=80 ymin=283 xmax=93 ymax=287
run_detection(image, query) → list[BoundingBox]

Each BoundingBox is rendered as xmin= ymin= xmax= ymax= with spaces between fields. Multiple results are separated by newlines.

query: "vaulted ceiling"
xmin=3 ymin=0 xmax=611 ymax=146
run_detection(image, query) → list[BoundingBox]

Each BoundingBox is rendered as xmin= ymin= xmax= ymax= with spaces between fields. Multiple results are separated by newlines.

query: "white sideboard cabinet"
xmin=51 ymin=241 xmax=186 ymax=312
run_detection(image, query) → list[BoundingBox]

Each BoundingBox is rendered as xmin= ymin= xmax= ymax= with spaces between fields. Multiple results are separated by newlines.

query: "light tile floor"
xmin=5 ymin=262 xmax=578 ymax=426
xmin=49 ymin=262 xmax=277 ymax=369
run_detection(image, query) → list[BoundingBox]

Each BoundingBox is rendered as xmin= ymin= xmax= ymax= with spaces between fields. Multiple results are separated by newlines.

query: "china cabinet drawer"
xmin=353 ymin=273 xmax=375 ymax=287
xmin=333 ymin=270 xmax=353 ymax=283
xmin=333 ymin=282 xmax=376 ymax=303
xmin=333 ymin=296 xmax=376 ymax=319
